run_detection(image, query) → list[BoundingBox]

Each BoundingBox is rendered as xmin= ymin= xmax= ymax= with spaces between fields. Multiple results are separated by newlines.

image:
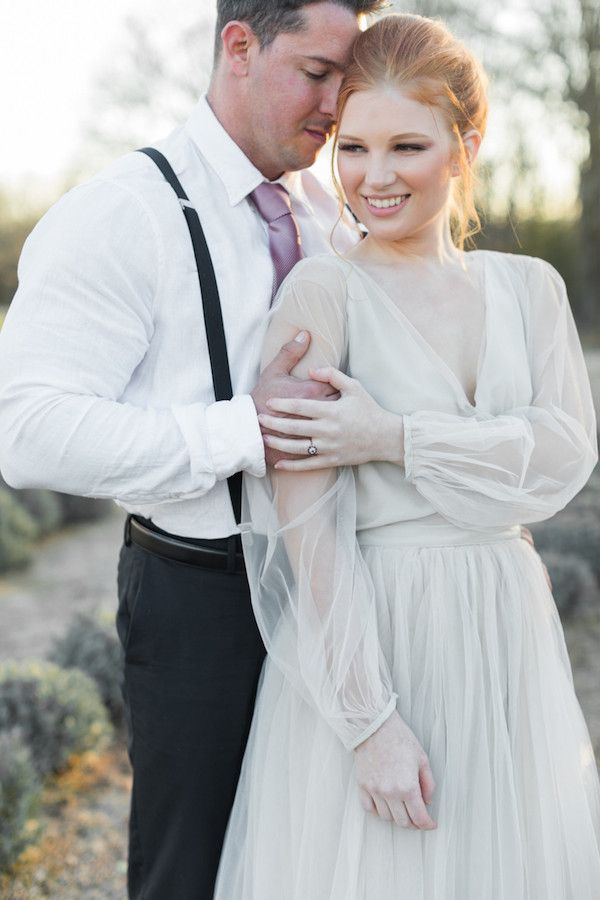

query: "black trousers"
xmin=116 ymin=525 xmax=267 ymax=899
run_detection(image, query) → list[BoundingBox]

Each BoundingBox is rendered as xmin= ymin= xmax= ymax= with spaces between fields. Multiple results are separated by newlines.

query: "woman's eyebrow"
xmin=338 ymin=133 xmax=430 ymax=141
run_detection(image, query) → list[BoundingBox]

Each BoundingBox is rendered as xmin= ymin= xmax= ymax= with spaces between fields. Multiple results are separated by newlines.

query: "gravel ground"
xmin=0 ymin=505 xmax=126 ymax=662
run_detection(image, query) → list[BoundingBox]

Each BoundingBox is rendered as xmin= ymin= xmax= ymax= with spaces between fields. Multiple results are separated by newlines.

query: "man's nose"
xmin=318 ymin=74 xmax=343 ymax=120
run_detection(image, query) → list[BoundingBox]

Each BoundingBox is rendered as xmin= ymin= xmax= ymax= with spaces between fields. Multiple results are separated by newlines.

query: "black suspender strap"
xmin=137 ymin=146 xmax=243 ymax=526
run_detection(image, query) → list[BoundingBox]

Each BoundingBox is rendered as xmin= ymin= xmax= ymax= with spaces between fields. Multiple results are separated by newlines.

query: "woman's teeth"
xmin=366 ymin=195 xmax=409 ymax=209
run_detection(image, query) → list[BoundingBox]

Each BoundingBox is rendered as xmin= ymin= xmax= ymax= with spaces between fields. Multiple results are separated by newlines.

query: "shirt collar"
xmin=184 ymin=95 xmax=265 ymax=206
xmin=185 ymin=95 xmax=314 ymax=212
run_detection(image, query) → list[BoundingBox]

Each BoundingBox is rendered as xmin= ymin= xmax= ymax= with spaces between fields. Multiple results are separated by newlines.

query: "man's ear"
xmin=220 ymin=21 xmax=257 ymax=77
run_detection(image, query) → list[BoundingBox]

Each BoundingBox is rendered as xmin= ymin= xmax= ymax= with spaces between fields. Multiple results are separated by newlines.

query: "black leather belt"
xmin=124 ymin=515 xmax=246 ymax=574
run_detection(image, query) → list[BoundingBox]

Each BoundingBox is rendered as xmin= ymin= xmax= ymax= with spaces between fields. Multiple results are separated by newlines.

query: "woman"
xmin=214 ymin=14 xmax=600 ymax=898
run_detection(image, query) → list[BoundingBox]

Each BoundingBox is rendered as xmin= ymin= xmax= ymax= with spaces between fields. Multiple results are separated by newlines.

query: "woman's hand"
xmin=258 ymin=366 xmax=405 ymax=471
xmin=353 ymin=710 xmax=437 ymax=830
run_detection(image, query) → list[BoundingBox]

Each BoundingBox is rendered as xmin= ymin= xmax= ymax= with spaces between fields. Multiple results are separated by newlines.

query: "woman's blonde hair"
xmin=332 ymin=14 xmax=489 ymax=250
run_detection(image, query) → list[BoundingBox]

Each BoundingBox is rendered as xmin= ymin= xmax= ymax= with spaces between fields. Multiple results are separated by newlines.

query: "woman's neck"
xmin=351 ymin=216 xmax=461 ymax=268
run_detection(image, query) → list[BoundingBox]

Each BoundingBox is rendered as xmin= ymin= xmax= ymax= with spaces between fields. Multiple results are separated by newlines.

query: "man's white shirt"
xmin=0 ymin=97 xmax=357 ymax=537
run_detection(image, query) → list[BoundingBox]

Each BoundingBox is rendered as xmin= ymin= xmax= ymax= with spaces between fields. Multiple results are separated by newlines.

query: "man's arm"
xmin=252 ymin=363 xmax=406 ymax=470
xmin=0 ymin=179 xmax=268 ymax=502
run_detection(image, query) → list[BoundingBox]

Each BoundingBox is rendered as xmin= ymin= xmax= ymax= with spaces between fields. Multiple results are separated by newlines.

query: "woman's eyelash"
xmin=304 ymin=70 xmax=328 ymax=80
xmin=337 ymin=143 xmax=427 ymax=152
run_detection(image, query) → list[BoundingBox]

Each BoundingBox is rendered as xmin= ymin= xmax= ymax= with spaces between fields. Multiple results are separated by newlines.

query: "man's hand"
xmin=256 ymin=365 xmax=405 ymax=471
xmin=250 ymin=333 xmax=339 ymax=468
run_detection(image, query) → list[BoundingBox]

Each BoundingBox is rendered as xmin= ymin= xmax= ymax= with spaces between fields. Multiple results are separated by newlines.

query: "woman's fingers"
xmin=404 ymin=789 xmax=437 ymax=830
xmin=358 ymin=786 xmax=377 ymax=815
xmin=264 ymin=434 xmax=321 ymax=455
xmin=372 ymin=794 xmax=394 ymax=823
xmin=273 ymin=456 xmax=335 ymax=471
xmin=266 ymin=397 xmax=330 ymax=417
xmin=308 ymin=366 xmax=356 ymax=393
xmin=387 ymin=797 xmax=417 ymax=828
xmin=419 ymin=758 xmax=436 ymax=806
xmin=258 ymin=413 xmax=315 ymax=436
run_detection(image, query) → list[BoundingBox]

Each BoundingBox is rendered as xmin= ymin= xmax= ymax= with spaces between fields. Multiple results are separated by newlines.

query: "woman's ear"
xmin=220 ymin=21 xmax=256 ymax=77
xmin=462 ymin=129 xmax=482 ymax=166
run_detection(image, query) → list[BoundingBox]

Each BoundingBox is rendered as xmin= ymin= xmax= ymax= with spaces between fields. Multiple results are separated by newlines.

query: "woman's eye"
xmin=395 ymin=144 xmax=426 ymax=152
xmin=338 ymin=144 xmax=364 ymax=153
xmin=304 ymin=70 xmax=328 ymax=81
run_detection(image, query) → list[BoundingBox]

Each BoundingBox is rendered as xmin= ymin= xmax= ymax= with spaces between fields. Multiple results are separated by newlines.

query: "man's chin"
xmin=279 ymin=142 xmax=324 ymax=173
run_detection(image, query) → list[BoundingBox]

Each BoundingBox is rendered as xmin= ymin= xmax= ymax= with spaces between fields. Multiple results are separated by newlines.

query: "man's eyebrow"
xmin=301 ymin=54 xmax=346 ymax=72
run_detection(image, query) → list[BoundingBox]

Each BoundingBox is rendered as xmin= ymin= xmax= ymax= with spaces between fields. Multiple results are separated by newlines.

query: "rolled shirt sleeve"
xmin=0 ymin=177 xmax=265 ymax=503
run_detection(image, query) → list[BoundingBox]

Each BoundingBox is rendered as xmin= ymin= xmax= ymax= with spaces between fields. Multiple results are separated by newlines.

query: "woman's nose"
xmin=364 ymin=159 xmax=398 ymax=190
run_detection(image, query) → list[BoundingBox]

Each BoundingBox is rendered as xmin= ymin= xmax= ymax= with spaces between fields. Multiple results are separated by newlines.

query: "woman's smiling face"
xmin=336 ymin=84 xmax=462 ymax=248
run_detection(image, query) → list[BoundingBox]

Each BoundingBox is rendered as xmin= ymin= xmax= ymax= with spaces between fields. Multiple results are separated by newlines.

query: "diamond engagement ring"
xmin=307 ymin=439 xmax=318 ymax=456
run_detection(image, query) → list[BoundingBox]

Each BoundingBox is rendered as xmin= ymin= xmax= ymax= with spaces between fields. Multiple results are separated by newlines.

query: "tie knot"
xmin=249 ymin=181 xmax=293 ymax=224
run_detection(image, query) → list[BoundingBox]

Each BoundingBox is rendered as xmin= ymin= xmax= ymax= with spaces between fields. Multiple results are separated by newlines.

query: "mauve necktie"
xmin=250 ymin=182 xmax=304 ymax=300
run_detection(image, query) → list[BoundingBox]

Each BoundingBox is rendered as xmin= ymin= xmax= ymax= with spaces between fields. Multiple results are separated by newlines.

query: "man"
xmin=0 ymin=1 xmax=545 ymax=896
xmin=0 ymin=2 xmax=390 ymax=897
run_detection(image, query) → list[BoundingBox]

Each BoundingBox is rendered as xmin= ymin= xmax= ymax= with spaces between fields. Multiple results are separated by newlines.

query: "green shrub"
xmin=54 ymin=494 xmax=112 ymax=525
xmin=48 ymin=611 xmax=124 ymax=726
xmin=540 ymin=551 xmax=598 ymax=616
xmin=0 ymin=661 xmax=112 ymax=778
xmin=0 ymin=489 xmax=38 ymax=572
xmin=9 ymin=488 xmax=63 ymax=536
xmin=0 ymin=729 xmax=41 ymax=873
xmin=531 ymin=510 xmax=600 ymax=583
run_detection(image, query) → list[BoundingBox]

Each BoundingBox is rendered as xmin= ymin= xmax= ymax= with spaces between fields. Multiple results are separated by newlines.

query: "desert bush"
xmin=0 ymin=728 xmax=41 ymax=873
xmin=54 ymin=494 xmax=112 ymax=525
xmin=8 ymin=488 xmax=63 ymax=536
xmin=0 ymin=489 xmax=38 ymax=572
xmin=531 ymin=510 xmax=600 ymax=584
xmin=540 ymin=551 xmax=598 ymax=616
xmin=0 ymin=661 xmax=112 ymax=778
xmin=49 ymin=611 xmax=124 ymax=726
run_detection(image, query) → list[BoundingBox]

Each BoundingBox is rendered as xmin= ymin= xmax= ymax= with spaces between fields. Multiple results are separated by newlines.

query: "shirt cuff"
xmin=206 ymin=394 xmax=266 ymax=479
xmin=402 ymin=414 xmax=414 ymax=481
xmin=346 ymin=693 xmax=398 ymax=751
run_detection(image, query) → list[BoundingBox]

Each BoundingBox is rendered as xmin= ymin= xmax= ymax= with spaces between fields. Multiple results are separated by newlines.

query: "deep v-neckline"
xmin=345 ymin=252 xmax=488 ymax=410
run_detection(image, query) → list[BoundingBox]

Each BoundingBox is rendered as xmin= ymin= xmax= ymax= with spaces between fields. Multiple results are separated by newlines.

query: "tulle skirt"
xmin=213 ymin=530 xmax=600 ymax=899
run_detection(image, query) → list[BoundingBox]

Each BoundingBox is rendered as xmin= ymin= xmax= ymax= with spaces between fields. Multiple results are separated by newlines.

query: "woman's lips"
xmin=363 ymin=194 xmax=411 ymax=217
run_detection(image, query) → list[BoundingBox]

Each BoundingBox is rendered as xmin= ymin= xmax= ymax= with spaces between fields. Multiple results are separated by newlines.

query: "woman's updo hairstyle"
xmin=333 ymin=14 xmax=488 ymax=249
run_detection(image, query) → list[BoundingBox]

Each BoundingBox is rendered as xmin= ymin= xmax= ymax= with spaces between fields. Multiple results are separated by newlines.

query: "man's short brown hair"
xmin=214 ymin=0 xmax=388 ymax=59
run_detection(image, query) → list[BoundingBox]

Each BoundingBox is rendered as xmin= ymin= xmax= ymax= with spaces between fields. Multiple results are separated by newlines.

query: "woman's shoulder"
xmin=283 ymin=253 xmax=355 ymax=294
xmin=471 ymin=250 xmax=567 ymax=309
xmin=472 ymin=248 xmax=564 ymax=284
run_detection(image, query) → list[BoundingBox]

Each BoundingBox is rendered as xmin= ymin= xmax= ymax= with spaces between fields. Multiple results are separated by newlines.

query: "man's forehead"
xmin=276 ymin=4 xmax=360 ymax=65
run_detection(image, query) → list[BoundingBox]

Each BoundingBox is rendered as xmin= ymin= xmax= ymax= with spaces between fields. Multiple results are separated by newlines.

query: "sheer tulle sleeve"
xmin=403 ymin=257 xmax=598 ymax=529
xmin=241 ymin=258 xmax=398 ymax=752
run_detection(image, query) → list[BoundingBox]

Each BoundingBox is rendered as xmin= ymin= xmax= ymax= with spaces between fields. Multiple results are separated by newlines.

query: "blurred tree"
xmin=0 ymin=192 xmax=40 ymax=308
xmin=76 ymin=0 xmax=597 ymax=331
xmin=78 ymin=10 xmax=216 ymax=175
xmin=526 ymin=0 xmax=600 ymax=325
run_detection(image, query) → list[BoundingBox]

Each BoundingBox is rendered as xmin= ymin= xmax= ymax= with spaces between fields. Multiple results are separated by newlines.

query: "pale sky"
xmin=1 ymin=0 xmax=177 ymax=191
xmin=0 ymin=1 xmax=582 ymax=213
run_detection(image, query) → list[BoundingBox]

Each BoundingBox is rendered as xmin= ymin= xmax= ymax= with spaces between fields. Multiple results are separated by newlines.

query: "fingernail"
xmin=294 ymin=331 xmax=307 ymax=343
